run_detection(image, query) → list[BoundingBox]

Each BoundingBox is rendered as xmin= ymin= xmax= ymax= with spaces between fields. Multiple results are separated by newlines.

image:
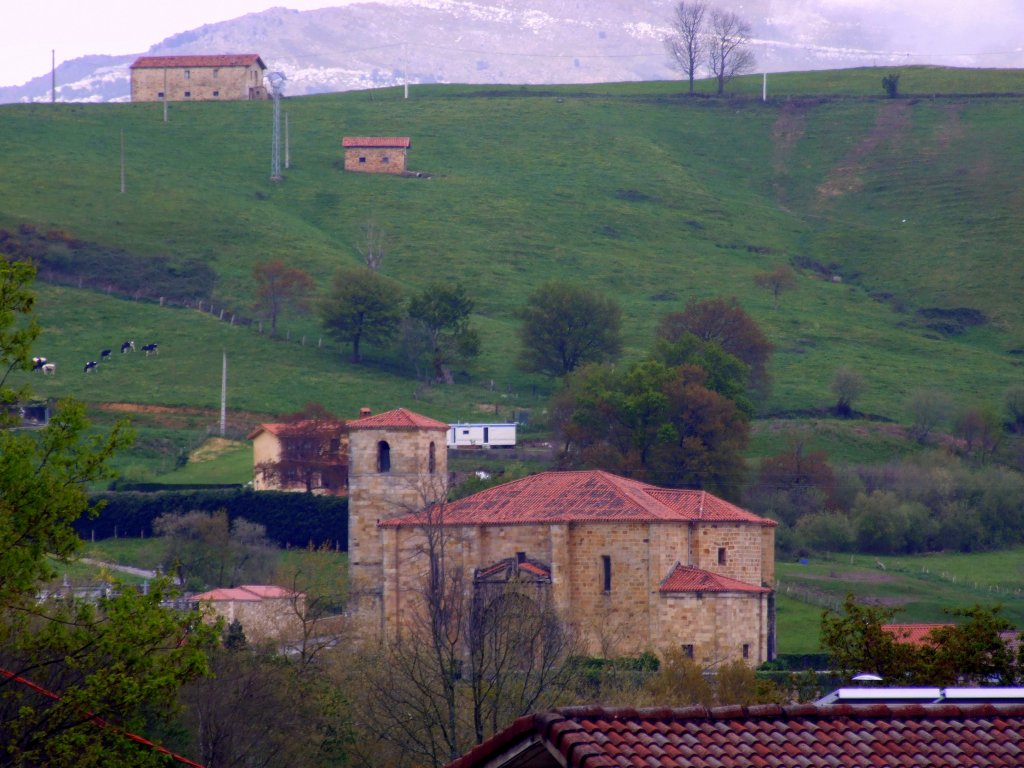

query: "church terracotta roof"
xmin=342 ymin=137 xmax=411 ymax=148
xmin=660 ymin=563 xmax=771 ymax=594
xmin=381 ymin=470 xmax=774 ymax=528
xmin=347 ymin=407 xmax=448 ymax=431
xmin=446 ymin=703 xmax=1024 ymax=768
xmin=130 ymin=54 xmax=265 ymax=69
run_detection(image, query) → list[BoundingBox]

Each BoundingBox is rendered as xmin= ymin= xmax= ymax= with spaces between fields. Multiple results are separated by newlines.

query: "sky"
xmin=2 ymin=1 xmax=358 ymax=87
xmin=4 ymin=0 xmax=1022 ymax=88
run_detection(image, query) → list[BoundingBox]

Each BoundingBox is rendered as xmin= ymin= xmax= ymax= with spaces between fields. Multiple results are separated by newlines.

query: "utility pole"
xmin=284 ymin=111 xmax=290 ymax=170
xmin=267 ymin=72 xmax=285 ymax=182
xmin=51 ymin=50 xmax=55 ymax=103
xmin=120 ymin=128 xmax=125 ymax=193
xmin=762 ymin=72 xmax=767 ymax=102
xmin=220 ymin=350 xmax=227 ymax=437
xmin=163 ymin=68 xmax=168 ymax=123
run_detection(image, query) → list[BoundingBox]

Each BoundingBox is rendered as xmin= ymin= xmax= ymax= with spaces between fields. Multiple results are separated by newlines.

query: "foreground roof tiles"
xmin=347 ymin=407 xmax=448 ymax=431
xmin=131 ymin=54 xmax=265 ymax=69
xmin=382 ymin=470 xmax=774 ymax=528
xmin=660 ymin=563 xmax=771 ymax=594
xmin=447 ymin=703 xmax=1024 ymax=768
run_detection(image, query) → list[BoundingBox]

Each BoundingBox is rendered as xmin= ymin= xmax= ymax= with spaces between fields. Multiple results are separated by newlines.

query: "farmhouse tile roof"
xmin=381 ymin=470 xmax=774 ymax=528
xmin=882 ymin=623 xmax=954 ymax=646
xmin=446 ymin=703 xmax=1024 ymax=768
xmin=247 ymin=419 xmax=347 ymax=440
xmin=660 ymin=563 xmax=771 ymax=594
xmin=342 ymin=137 xmax=411 ymax=148
xmin=193 ymin=585 xmax=300 ymax=602
xmin=347 ymin=407 xmax=448 ymax=431
xmin=130 ymin=54 xmax=266 ymax=69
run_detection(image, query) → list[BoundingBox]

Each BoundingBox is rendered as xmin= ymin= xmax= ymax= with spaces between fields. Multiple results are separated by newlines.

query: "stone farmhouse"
xmin=129 ymin=54 xmax=268 ymax=102
xmin=445 ymin=701 xmax=1024 ymax=768
xmin=346 ymin=407 xmax=777 ymax=664
xmin=342 ymin=137 xmax=411 ymax=174
xmin=248 ymin=419 xmax=348 ymax=495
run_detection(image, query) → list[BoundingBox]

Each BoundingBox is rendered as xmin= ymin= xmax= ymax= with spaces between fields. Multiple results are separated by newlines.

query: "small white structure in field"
xmin=447 ymin=423 xmax=516 ymax=449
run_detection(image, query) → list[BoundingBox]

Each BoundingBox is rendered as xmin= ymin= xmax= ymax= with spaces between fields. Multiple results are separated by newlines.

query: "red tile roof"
xmin=381 ymin=470 xmax=773 ymax=528
xmin=342 ymin=137 xmax=411 ymax=148
xmin=447 ymin=703 xmax=1024 ymax=768
xmin=660 ymin=563 xmax=771 ymax=594
xmin=882 ymin=623 xmax=953 ymax=647
xmin=347 ymin=407 xmax=448 ymax=431
xmin=130 ymin=54 xmax=266 ymax=69
xmin=193 ymin=585 xmax=301 ymax=602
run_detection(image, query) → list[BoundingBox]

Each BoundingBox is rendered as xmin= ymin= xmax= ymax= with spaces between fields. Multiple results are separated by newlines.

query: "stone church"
xmin=347 ymin=408 xmax=776 ymax=664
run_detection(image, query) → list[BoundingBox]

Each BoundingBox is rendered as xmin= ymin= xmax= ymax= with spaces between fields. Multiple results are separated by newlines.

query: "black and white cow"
xmin=121 ymin=340 xmax=135 ymax=354
xmin=83 ymin=361 xmax=98 ymax=373
xmin=141 ymin=343 xmax=159 ymax=356
xmin=31 ymin=356 xmax=47 ymax=371
xmin=100 ymin=349 xmax=112 ymax=361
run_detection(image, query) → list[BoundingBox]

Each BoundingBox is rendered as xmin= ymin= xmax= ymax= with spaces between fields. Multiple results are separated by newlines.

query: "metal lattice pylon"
xmin=267 ymin=72 xmax=286 ymax=182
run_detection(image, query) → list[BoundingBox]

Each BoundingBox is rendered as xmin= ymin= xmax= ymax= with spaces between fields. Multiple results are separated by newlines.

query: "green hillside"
xmin=2 ymin=67 xmax=1022 ymax=471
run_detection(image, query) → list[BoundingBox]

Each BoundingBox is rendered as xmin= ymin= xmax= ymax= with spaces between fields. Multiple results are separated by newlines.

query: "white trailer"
xmin=447 ymin=423 xmax=516 ymax=449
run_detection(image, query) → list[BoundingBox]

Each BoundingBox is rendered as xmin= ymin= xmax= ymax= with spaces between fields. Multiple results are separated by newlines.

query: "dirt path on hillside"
xmin=770 ymin=103 xmax=808 ymax=206
xmin=816 ymin=101 xmax=911 ymax=202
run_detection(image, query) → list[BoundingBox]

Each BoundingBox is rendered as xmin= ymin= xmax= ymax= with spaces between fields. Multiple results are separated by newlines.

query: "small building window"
xmin=718 ymin=547 xmax=727 ymax=565
xmin=428 ymin=442 xmax=436 ymax=474
xmin=682 ymin=644 xmax=694 ymax=659
xmin=212 ymin=90 xmax=220 ymax=97
xmin=601 ymin=555 xmax=611 ymax=593
xmin=377 ymin=441 xmax=391 ymax=473
xmin=742 ymin=643 xmax=750 ymax=659
xmin=213 ymin=69 xmax=219 ymax=78
xmin=157 ymin=91 xmax=165 ymax=98
xmin=382 ymin=156 xmax=390 ymax=163
xmin=184 ymin=70 xmax=191 ymax=80
xmin=358 ymin=156 xmax=367 ymax=163
xmin=184 ymin=91 xmax=191 ymax=98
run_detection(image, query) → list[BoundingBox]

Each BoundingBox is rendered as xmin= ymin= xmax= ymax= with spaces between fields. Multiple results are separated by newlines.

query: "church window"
xmin=682 ymin=644 xmax=694 ymax=659
xmin=601 ymin=555 xmax=612 ymax=593
xmin=743 ymin=643 xmax=750 ymax=659
xmin=377 ymin=440 xmax=391 ymax=473
xmin=718 ymin=547 xmax=727 ymax=565
xmin=428 ymin=441 xmax=436 ymax=473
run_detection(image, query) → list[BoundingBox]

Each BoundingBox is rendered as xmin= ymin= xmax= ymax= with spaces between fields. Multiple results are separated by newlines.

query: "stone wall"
xmin=344 ymin=147 xmax=408 ymax=174
xmin=131 ymin=65 xmax=265 ymax=102
xmin=656 ymin=591 xmax=770 ymax=665
xmin=201 ymin=595 xmax=306 ymax=643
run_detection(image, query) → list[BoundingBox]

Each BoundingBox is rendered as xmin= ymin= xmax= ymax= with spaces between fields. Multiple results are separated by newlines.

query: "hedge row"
xmin=79 ymin=489 xmax=348 ymax=549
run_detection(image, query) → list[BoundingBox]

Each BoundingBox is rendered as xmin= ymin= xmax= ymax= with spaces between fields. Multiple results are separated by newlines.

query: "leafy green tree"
xmin=1005 ymin=385 xmax=1024 ymax=434
xmin=820 ymin=595 xmax=916 ymax=683
xmin=252 ymin=259 xmax=316 ymax=336
xmin=405 ymin=282 xmax=480 ymax=383
xmin=0 ymin=258 xmax=213 ymax=766
xmin=657 ymin=297 xmax=772 ymax=401
xmin=319 ymin=265 xmax=404 ymax=363
xmin=553 ymin=359 xmax=749 ymax=497
xmin=830 ymin=366 xmax=865 ymax=417
xmin=882 ymin=73 xmax=900 ymax=98
xmin=650 ymin=331 xmax=751 ymax=416
xmin=517 ymin=281 xmax=622 ymax=377
xmin=748 ymin=437 xmax=839 ymax=526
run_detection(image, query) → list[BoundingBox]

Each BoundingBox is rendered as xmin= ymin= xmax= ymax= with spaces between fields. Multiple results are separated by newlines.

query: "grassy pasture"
xmin=1 ymin=67 xmax=1022 ymax=471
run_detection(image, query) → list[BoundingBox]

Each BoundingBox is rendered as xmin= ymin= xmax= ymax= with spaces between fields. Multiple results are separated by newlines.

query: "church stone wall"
xmin=656 ymin=592 xmax=770 ymax=666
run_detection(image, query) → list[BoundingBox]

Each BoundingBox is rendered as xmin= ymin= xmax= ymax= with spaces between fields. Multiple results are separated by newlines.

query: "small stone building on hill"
xmin=347 ymin=407 xmax=777 ymax=664
xmin=342 ymin=137 xmax=411 ymax=174
xmin=130 ymin=54 xmax=268 ymax=102
xmin=193 ymin=585 xmax=304 ymax=642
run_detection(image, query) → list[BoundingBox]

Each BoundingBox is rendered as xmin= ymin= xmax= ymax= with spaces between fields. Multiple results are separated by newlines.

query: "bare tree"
xmin=252 ymin=259 xmax=315 ymax=336
xmin=352 ymin=481 xmax=578 ymax=767
xmin=357 ymin=218 xmax=390 ymax=271
xmin=754 ymin=265 xmax=797 ymax=308
xmin=665 ymin=1 xmax=707 ymax=94
xmin=706 ymin=8 xmax=755 ymax=95
xmin=830 ymin=367 xmax=865 ymax=418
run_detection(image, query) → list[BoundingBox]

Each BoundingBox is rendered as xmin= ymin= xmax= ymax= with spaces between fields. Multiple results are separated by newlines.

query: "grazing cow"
xmin=41 ymin=363 xmax=56 ymax=375
xmin=142 ymin=343 xmax=159 ymax=356
xmin=121 ymin=340 xmax=135 ymax=354
xmin=100 ymin=349 xmax=112 ymax=360
xmin=83 ymin=361 xmax=98 ymax=373
xmin=31 ymin=356 xmax=47 ymax=371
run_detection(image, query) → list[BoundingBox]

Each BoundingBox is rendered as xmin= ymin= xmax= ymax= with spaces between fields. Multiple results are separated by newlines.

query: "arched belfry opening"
xmin=377 ymin=440 xmax=391 ymax=472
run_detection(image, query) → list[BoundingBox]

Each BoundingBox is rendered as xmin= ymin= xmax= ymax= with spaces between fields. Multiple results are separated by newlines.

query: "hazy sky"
xmin=2 ymin=1 xmax=344 ymax=87
xmin=3 ymin=0 xmax=1021 ymax=88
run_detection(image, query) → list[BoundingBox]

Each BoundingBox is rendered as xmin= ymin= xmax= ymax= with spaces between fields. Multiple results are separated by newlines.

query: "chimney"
xmin=359 ymin=407 xmax=372 ymax=418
